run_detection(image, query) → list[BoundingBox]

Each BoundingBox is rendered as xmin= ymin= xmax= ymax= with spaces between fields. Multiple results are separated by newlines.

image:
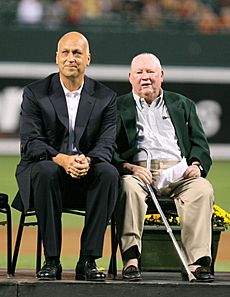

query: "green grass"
xmin=0 ymin=155 xmax=230 ymax=271
xmin=1 ymin=155 xmax=229 ymax=223
xmin=0 ymin=155 xmax=19 ymax=206
xmin=215 ymin=261 xmax=230 ymax=272
xmin=0 ymin=155 xmax=84 ymax=226
xmin=207 ymin=161 xmax=230 ymax=212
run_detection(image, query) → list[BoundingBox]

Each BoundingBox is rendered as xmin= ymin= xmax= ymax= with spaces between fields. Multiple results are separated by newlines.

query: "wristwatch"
xmin=192 ymin=163 xmax=204 ymax=173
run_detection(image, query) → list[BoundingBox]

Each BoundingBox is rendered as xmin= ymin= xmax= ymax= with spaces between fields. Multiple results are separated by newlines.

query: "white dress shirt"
xmin=133 ymin=90 xmax=182 ymax=161
xmin=60 ymin=80 xmax=84 ymax=152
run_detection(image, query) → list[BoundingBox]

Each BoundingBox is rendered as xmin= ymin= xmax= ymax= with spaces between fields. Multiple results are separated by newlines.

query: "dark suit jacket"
xmin=13 ymin=73 xmax=117 ymax=212
xmin=113 ymin=91 xmax=212 ymax=177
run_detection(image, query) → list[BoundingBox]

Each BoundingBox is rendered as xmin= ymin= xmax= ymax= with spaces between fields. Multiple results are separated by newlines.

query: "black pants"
xmin=30 ymin=160 xmax=119 ymax=260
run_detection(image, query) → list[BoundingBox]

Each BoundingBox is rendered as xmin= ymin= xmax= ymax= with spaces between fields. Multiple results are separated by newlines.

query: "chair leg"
xmin=108 ymin=213 xmax=118 ymax=279
xmin=36 ymin=227 xmax=42 ymax=273
xmin=11 ymin=212 xmax=26 ymax=276
xmin=210 ymin=217 xmax=215 ymax=275
xmin=6 ymin=204 xmax=12 ymax=276
xmin=0 ymin=193 xmax=12 ymax=276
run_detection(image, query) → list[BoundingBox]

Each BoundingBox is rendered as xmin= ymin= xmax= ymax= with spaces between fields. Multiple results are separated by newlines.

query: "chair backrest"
xmin=146 ymin=195 xmax=177 ymax=216
xmin=0 ymin=192 xmax=9 ymax=210
xmin=0 ymin=192 xmax=11 ymax=226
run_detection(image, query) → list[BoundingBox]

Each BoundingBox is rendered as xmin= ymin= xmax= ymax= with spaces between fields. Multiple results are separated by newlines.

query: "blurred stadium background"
xmin=0 ymin=0 xmax=230 ymax=272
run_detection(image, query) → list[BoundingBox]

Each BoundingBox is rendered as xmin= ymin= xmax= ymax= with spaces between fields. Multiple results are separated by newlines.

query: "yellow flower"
xmin=213 ymin=204 xmax=230 ymax=230
xmin=145 ymin=204 xmax=230 ymax=230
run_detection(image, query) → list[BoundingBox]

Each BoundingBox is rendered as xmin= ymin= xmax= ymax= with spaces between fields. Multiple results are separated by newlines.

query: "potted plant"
xmin=141 ymin=204 xmax=230 ymax=271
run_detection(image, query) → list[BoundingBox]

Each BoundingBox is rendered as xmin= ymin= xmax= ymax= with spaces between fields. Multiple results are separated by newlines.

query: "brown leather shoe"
xmin=122 ymin=265 xmax=142 ymax=281
xmin=182 ymin=266 xmax=214 ymax=282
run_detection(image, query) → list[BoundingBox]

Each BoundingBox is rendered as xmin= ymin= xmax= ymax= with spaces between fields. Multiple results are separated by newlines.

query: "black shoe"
xmin=122 ymin=265 xmax=142 ymax=281
xmin=75 ymin=260 xmax=106 ymax=281
xmin=181 ymin=266 xmax=214 ymax=282
xmin=37 ymin=261 xmax=62 ymax=280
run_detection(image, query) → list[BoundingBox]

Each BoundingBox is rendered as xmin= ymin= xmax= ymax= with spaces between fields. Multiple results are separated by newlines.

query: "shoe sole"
xmin=75 ymin=274 xmax=105 ymax=281
xmin=181 ymin=274 xmax=214 ymax=282
xmin=37 ymin=277 xmax=62 ymax=281
xmin=122 ymin=276 xmax=142 ymax=282
xmin=37 ymin=274 xmax=62 ymax=281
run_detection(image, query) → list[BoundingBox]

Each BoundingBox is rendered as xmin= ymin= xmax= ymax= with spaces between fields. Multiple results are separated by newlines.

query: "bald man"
xmin=12 ymin=31 xmax=119 ymax=281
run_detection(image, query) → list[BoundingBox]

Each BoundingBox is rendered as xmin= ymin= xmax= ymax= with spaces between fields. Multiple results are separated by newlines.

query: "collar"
xmin=60 ymin=79 xmax=84 ymax=96
xmin=133 ymin=89 xmax=164 ymax=109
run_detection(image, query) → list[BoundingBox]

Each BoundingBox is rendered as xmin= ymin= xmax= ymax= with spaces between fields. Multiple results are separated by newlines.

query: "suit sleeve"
xmin=185 ymin=101 xmax=212 ymax=177
xmin=19 ymin=86 xmax=58 ymax=161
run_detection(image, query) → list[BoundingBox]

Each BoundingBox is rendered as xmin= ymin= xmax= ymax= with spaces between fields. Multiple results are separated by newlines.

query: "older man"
xmin=113 ymin=53 xmax=214 ymax=282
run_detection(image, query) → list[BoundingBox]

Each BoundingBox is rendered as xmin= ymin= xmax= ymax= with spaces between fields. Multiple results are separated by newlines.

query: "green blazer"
xmin=113 ymin=91 xmax=212 ymax=177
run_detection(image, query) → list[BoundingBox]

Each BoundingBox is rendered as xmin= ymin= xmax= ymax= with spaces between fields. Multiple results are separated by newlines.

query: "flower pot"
xmin=141 ymin=225 xmax=223 ymax=271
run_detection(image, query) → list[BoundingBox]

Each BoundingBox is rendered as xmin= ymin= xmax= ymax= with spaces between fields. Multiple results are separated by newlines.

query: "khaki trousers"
xmin=115 ymin=160 xmax=214 ymax=265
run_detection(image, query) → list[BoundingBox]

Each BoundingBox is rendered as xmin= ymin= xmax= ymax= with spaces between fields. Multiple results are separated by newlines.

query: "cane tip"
xmin=189 ymin=275 xmax=197 ymax=282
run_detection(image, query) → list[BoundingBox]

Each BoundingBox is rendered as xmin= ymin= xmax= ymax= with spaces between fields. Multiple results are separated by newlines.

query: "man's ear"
xmin=87 ymin=53 xmax=91 ymax=66
xmin=161 ymin=69 xmax=164 ymax=82
xmin=128 ymin=72 xmax=132 ymax=84
xmin=55 ymin=52 xmax=58 ymax=65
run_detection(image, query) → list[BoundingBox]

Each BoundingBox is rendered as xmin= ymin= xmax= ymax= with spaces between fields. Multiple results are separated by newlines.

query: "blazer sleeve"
xmin=167 ymin=92 xmax=212 ymax=177
xmin=19 ymin=86 xmax=59 ymax=161
xmin=184 ymin=100 xmax=212 ymax=176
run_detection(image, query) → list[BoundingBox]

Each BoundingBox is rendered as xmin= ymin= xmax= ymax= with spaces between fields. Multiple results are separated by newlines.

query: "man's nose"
xmin=142 ymin=71 xmax=150 ymax=79
xmin=141 ymin=72 xmax=150 ymax=79
xmin=67 ymin=53 xmax=76 ymax=61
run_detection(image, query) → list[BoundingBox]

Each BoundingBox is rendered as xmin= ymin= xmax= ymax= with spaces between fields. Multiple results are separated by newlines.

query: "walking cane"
xmin=140 ymin=147 xmax=196 ymax=282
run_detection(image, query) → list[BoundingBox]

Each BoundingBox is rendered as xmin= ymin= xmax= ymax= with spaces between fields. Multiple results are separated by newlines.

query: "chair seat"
xmin=0 ymin=193 xmax=9 ymax=208
xmin=146 ymin=195 xmax=177 ymax=215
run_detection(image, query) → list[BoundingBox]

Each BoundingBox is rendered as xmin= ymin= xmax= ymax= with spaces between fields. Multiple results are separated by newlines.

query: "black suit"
xmin=12 ymin=73 xmax=119 ymax=259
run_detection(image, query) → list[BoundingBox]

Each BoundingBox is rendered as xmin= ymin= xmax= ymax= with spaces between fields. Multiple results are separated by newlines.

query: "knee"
xmin=122 ymin=175 xmax=142 ymax=194
xmin=121 ymin=175 xmax=147 ymax=204
xmin=198 ymin=178 xmax=214 ymax=198
xmin=31 ymin=161 xmax=61 ymax=182
xmin=93 ymin=162 xmax=119 ymax=184
xmin=191 ymin=178 xmax=214 ymax=207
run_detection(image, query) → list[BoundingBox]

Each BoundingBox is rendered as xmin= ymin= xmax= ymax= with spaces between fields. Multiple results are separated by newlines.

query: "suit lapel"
xmin=49 ymin=74 xmax=69 ymax=130
xmin=121 ymin=93 xmax=138 ymax=147
xmin=74 ymin=77 xmax=96 ymax=149
xmin=48 ymin=75 xmax=97 ymax=151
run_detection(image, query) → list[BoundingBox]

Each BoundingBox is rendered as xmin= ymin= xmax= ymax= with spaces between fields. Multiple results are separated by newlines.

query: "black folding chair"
xmin=0 ymin=193 xmax=12 ymax=276
xmin=11 ymin=205 xmax=117 ymax=278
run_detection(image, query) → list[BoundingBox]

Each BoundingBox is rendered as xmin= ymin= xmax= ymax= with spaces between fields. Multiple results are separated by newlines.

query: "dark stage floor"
xmin=1 ymin=270 xmax=230 ymax=297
